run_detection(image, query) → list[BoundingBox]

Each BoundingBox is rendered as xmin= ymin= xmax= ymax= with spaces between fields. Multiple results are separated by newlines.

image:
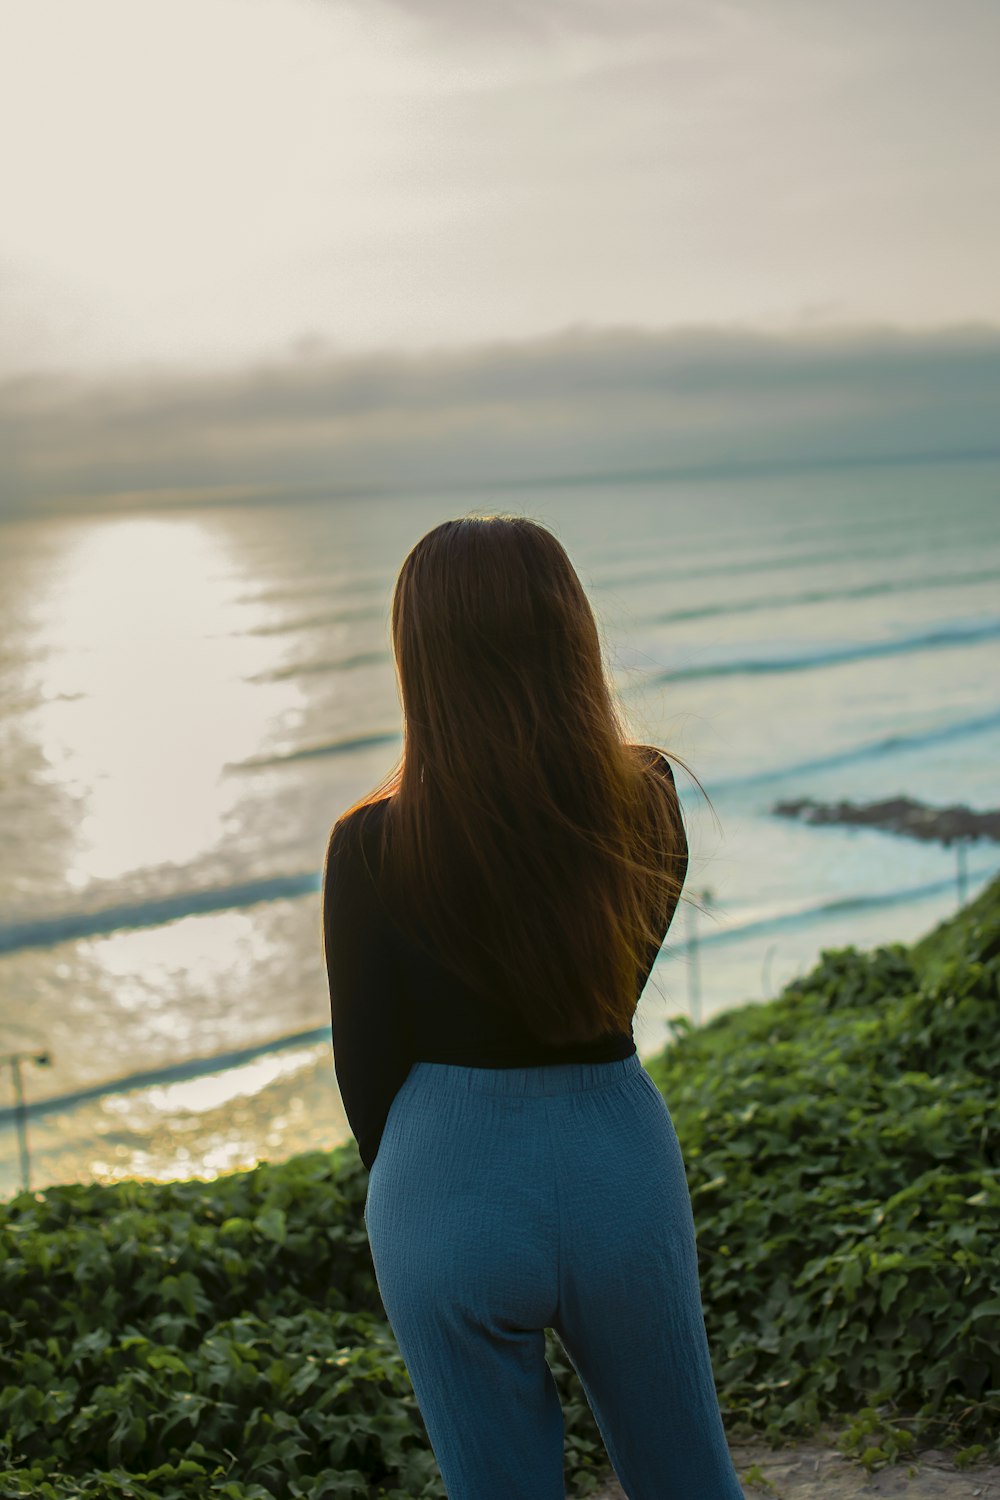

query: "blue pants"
xmin=364 ymin=1051 xmax=745 ymax=1500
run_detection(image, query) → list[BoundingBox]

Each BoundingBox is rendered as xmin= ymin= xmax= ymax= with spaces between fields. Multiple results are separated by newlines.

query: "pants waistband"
xmin=407 ymin=1051 xmax=644 ymax=1098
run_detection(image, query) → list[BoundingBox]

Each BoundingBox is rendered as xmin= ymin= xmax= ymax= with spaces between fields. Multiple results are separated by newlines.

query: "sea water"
xmin=1 ymin=455 xmax=998 ymax=1195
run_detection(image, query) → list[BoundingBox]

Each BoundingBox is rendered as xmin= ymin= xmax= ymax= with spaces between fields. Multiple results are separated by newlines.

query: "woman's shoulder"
xmin=327 ymin=796 xmax=392 ymax=864
xmin=629 ymin=742 xmax=676 ymax=785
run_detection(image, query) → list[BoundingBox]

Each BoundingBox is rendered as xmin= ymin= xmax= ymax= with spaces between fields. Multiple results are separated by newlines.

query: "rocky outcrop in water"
xmin=772 ymin=795 xmax=1000 ymax=845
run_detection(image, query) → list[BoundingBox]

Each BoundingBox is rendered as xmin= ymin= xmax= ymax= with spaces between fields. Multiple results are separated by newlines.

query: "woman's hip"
xmin=363 ymin=1054 xmax=693 ymax=1256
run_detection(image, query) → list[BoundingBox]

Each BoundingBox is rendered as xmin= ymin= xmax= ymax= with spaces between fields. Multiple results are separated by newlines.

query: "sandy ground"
xmin=579 ymin=1427 xmax=1000 ymax=1499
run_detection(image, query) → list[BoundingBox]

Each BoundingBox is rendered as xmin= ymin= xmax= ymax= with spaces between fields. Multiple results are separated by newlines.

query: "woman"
xmin=321 ymin=514 xmax=743 ymax=1500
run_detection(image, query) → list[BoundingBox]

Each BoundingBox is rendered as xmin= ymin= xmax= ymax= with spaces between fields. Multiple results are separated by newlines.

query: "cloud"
xmin=2 ymin=321 xmax=999 ymax=521
xmin=4 ymin=0 xmax=999 ymax=376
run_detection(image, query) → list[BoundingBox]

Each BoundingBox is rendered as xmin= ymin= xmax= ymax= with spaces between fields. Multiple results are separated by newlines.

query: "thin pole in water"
xmin=2 ymin=1051 xmax=51 ymax=1193
xmin=687 ymin=897 xmax=701 ymax=1027
xmin=11 ymin=1056 xmax=29 ymax=1192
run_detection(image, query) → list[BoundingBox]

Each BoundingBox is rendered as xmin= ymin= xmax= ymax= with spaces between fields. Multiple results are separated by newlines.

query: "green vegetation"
xmin=1 ymin=875 xmax=998 ymax=1497
xmin=645 ymin=870 xmax=1000 ymax=1474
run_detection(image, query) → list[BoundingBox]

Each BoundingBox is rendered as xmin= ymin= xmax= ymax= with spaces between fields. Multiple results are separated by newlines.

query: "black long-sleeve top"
xmin=322 ymin=747 xmax=687 ymax=1169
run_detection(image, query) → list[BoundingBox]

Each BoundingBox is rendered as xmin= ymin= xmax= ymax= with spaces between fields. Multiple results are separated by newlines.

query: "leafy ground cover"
xmin=1 ymin=875 xmax=997 ymax=1497
xmin=644 ymin=872 xmax=1000 ymax=1476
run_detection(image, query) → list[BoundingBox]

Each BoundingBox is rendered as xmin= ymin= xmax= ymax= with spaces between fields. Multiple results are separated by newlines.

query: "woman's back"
xmin=322 ymin=743 xmax=688 ymax=1170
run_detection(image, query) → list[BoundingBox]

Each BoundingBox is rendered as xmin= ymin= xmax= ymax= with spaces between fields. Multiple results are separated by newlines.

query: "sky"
xmin=2 ymin=0 xmax=999 ymax=516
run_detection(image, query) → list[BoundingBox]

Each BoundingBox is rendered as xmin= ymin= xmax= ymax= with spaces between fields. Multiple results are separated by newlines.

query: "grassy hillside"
xmin=1 ymin=875 xmax=997 ymax=1497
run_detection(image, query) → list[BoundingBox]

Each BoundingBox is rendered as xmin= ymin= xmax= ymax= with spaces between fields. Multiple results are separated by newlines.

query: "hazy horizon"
xmin=2 ymin=320 xmax=998 ymax=522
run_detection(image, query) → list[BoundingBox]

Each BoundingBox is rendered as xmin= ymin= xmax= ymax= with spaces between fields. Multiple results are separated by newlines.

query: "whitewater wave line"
xmin=232 ymin=728 xmax=401 ymax=771
xmin=242 ymin=601 xmax=386 ymax=637
xmin=627 ymin=617 xmax=1000 ymax=690
xmin=593 ymin=543 xmax=999 ymax=595
xmin=707 ymin=706 xmax=1000 ymax=793
xmin=2 ymin=863 xmax=996 ymax=1132
xmin=0 ymin=871 xmax=321 ymax=956
xmin=0 ymin=1026 xmax=331 ymax=1129
xmin=238 ymin=613 xmax=1000 ymax=697
xmin=213 ymin=567 xmax=1000 ymax=668
xmin=246 ymin=649 xmax=388 ymax=684
xmin=2 ymin=709 xmax=997 ymax=958
xmin=231 ymin=703 xmax=1000 ymax=782
xmin=636 ymin=565 xmax=1000 ymax=628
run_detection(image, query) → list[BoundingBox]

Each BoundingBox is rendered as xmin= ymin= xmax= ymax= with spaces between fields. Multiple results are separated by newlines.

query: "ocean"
xmin=1 ymin=455 xmax=998 ymax=1197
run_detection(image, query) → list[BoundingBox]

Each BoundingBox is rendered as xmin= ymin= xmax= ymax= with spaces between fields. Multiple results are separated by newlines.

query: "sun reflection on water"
xmin=23 ymin=513 xmax=307 ymax=887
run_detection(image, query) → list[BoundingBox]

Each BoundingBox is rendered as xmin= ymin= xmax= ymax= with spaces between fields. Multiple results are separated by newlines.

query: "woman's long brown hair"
xmin=332 ymin=513 xmax=710 ymax=1047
